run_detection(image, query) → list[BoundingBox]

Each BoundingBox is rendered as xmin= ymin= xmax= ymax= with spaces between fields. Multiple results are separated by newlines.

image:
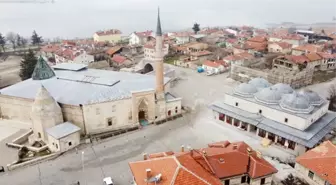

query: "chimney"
xmin=146 ymin=168 xmax=151 ymax=179
xmin=143 ymin=153 xmax=148 ymax=160
xmin=181 ymin=145 xmax=185 ymax=152
xmin=256 ymin=151 xmax=262 ymax=158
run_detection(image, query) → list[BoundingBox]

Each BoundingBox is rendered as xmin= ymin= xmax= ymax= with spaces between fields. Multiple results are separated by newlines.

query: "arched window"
xmin=38 ymin=132 xmax=41 ymax=138
xmin=68 ymin=142 xmax=72 ymax=146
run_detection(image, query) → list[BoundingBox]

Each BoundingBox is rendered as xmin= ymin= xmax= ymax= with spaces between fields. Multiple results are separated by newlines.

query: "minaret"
xmin=155 ymin=7 xmax=164 ymax=95
xmin=154 ymin=8 xmax=166 ymax=121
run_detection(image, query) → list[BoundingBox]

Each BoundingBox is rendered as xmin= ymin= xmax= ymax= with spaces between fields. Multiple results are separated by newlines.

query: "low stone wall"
xmin=11 ymin=129 xmax=33 ymax=144
xmin=6 ymin=143 xmax=49 ymax=153
xmin=230 ymin=64 xmax=268 ymax=83
xmin=7 ymin=152 xmax=61 ymax=171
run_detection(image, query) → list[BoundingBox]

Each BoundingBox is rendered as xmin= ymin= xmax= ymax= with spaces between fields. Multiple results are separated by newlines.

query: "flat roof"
xmin=46 ymin=122 xmax=80 ymax=139
xmin=53 ymin=63 xmax=88 ymax=71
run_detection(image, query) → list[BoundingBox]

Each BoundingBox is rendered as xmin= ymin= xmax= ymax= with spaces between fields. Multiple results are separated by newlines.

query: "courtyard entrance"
xmin=138 ymin=99 xmax=149 ymax=126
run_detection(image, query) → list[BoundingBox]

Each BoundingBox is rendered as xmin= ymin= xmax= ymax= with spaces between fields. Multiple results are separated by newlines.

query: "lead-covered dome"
xmin=280 ymin=92 xmax=314 ymax=114
xmin=248 ymin=78 xmax=270 ymax=89
xmin=255 ymin=87 xmax=282 ymax=104
xmin=234 ymin=83 xmax=258 ymax=97
xmin=272 ymin=83 xmax=294 ymax=94
xmin=299 ymin=90 xmax=324 ymax=106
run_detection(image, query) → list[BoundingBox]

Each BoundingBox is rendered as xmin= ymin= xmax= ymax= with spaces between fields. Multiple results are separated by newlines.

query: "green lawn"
xmin=164 ymin=56 xmax=179 ymax=64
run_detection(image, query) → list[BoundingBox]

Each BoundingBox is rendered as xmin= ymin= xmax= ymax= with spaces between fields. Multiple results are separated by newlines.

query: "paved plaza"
xmin=0 ymin=65 xmax=332 ymax=185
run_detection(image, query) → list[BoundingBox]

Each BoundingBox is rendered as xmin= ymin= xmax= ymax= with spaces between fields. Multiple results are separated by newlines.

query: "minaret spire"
xmin=156 ymin=7 xmax=162 ymax=36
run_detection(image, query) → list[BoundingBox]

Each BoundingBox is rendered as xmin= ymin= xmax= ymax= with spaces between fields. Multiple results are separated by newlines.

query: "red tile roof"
xmin=129 ymin=141 xmax=277 ymax=185
xmin=203 ymin=60 xmax=228 ymax=68
xmin=269 ymin=42 xmax=292 ymax=49
xmin=111 ymin=54 xmax=127 ymax=64
xmin=226 ymin=38 xmax=237 ymax=44
xmin=284 ymin=55 xmax=310 ymax=64
xmin=190 ymin=50 xmax=212 ymax=57
xmin=106 ymin=46 xmax=122 ymax=55
xmin=305 ymin=53 xmax=322 ymax=61
xmin=282 ymin=34 xmax=304 ymax=40
xmin=293 ymin=44 xmax=323 ymax=53
xmin=135 ymin=30 xmax=153 ymax=37
xmin=223 ymin=52 xmax=254 ymax=61
xmin=296 ymin=141 xmax=336 ymax=185
xmin=247 ymin=36 xmax=268 ymax=43
xmin=317 ymin=52 xmax=335 ymax=59
xmin=95 ymin=29 xmax=121 ymax=36
xmin=41 ymin=45 xmax=61 ymax=53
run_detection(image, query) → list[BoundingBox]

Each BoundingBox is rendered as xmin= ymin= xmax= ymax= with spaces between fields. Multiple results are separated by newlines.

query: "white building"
xmin=55 ymin=49 xmax=94 ymax=64
xmin=144 ymin=43 xmax=169 ymax=60
xmin=0 ymin=11 xmax=182 ymax=136
xmin=202 ymin=60 xmax=227 ymax=74
xmin=173 ymin=32 xmax=190 ymax=45
xmin=129 ymin=31 xmax=154 ymax=45
xmin=210 ymin=78 xmax=336 ymax=156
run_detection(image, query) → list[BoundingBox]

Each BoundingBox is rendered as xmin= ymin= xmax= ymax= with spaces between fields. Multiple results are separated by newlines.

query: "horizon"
xmin=0 ymin=0 xmax=335 ymax=39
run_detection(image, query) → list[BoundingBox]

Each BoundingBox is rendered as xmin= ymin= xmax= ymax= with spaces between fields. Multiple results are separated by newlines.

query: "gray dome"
xmin=255 ymin=87 xmax=282 ymax=104
xmin=299 ymin=90 xmax=324 ymax=106
xmin=272 ymin=83 xmax=294 ymax=94
xmin=280 ymin=92 xmax=314 ymax=114
xmin=234 ymin=83 xmax=258 ymax=97
xmin=248 ymin=78 xmax=270 ymax=89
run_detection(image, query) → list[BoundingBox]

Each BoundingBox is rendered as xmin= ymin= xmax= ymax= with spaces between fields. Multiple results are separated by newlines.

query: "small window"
xmin=112 ymin=105 xmax=116 ymax=112
xmin=260 ymin=178 xmax=265 ymax=185
xmin=96 ymin=108 xmax=100 ymax=115
xmin=38 ymin=132 xmax=41 ymax=138
xmin=225 ymin=179 xmax=230 ymax=185
xmin=241 ymin=176 xmax=246 ymax=183
xmin=56 ymin=144 xmax=58 ymax=149
xmin=175 ymin=106 xmax=178 ymax=110
xmin=107 ymin=118 xmax=113 ymax=126
xmin=308 ymin=170 xmax=314 ymax=179
xmin=155 ymin=116 xmax=158 ymax=119
xmin=284 ymin=118 xmax=288 ymax=123
xmin=68 ymin=142 xmax=72 ymax=146
xmin=235 ymin=102 xmax=238 ymax=106
xmin=259 ymin=109 xmax=262 ymax=114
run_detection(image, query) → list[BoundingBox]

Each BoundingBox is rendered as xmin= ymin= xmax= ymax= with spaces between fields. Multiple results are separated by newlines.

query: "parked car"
xmin=103 ymin=177 xmax=114 ymax=185
xmin=0 ymin=166 xmax=5 ymax=173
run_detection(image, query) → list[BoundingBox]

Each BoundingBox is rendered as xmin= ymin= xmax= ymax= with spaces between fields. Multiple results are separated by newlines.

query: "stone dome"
xmin=299 ymin=90 xmax=324 ymax=106
xmin=234 ymin=83 xmax=258 ymax=97
xmin=280 ymin=92 xmax=314 ymax=114
xmin=31 ymin=85 xmax=62 ymax=117
xmin=248 ymin=78 xmax=270 ymax=89
xmin=255 ymin=87 xmax=282 ymax=104
xmin=272 ymin=83 xmax=294 ymax=94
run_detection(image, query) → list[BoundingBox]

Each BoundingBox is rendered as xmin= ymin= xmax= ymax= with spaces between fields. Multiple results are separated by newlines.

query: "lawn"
xmin=164 ymin=55 xmax=179 ymax=64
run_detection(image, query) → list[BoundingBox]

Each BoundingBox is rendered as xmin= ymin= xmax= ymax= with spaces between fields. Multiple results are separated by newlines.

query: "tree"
xmin=281 ymin=174 xmax=309 ymax=185
xmin=0 ymin=33 xmax=5 ymax=52
xmin=327 ymin=84 xmax=336 ymax=112
xmin=6 ymin=32 xmax=17 ymax=50
xmin=192 ymin=23 xmax=200 ymax=34
xmin=19 ymin=49 xmax=37 ymax=80
xmin=31 ymin=30 xmax=43 ymax=46
xmin=21 ymin=37 xmax=28 ymax=47
xmin=16 ymin=34 xmax=22 ymax=47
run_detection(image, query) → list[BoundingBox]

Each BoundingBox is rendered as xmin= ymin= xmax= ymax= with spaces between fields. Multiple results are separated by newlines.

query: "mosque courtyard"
xmin=0 ymin=64 xmax=334 ymax=185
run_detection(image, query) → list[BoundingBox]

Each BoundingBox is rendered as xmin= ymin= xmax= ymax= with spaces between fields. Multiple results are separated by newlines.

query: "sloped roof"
xmin=293 ymin=44 xmax=322 ymax=52
xmin=32 ymin=57 xmax=56 ymax=80
xmin=129 ymin=141 xmax=277 ymax=185
xmin=296 ymin=141 xmax=336 ymax=184
xmin=305 ymin=53 xmax=322 ymax=61
xmin=46 ymin=122 xmax=80 ymax=139
xmin=112 ymin=55 xmax=127 ymax=64
xmin=284 ymin=55 xmax=309 ymax=64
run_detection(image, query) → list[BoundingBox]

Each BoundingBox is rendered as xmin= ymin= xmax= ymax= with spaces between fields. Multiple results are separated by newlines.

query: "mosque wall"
xmin=59 ymin=104 xmax=86 ymax=135
xmin=82 ymin=98 xmax=137 ymax=135
xmin=0 ymin=95 xmax=33 ymax=123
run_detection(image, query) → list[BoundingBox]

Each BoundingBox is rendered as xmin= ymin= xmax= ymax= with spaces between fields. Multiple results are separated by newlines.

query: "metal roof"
xmin=0 ymin=68 xmax=170 ymax=105
xmin=280 ymin=92 xmax=314 ymax=114
xmin=210 ymin=101 xmax=336 ymax=148
xmin=53 ymin=63 xmax=88 ymax=71
xmin=254 ymin=87 xmax=282 ymax=105
xmin=234 ymin=83 xmax=258 ymax=98
xmin=46 ymin=122 xmax=80 ymax=139
xmin=32 ymin=57 xmax=56 ymax=80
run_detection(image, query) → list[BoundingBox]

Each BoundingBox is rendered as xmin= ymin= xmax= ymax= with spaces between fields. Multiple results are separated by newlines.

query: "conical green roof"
xmin=32 ymin=57 xmax=55 ymax=80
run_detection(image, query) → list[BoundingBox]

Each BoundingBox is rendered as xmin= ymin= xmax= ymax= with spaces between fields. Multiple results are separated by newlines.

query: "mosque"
xmin=0 ymin=10 xmax=182 ymax=152
xmin=210 ymin=78 xmax=336 ymax=156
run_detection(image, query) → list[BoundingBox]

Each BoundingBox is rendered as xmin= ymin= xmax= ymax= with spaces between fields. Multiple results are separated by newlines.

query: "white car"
xmin=103 ymin=177 xmax=114 ymax=185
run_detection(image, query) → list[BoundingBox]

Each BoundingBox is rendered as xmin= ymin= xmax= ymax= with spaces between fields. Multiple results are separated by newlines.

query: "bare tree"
xmin=328 ymin=84 xmax=336 ymax=111
xmin=6 ymin=32 xmax=17 ymax=50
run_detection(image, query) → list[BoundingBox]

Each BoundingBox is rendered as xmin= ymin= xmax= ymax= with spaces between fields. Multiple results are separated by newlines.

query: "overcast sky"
xmin=0 ymin=0 xmax=335 ymax=39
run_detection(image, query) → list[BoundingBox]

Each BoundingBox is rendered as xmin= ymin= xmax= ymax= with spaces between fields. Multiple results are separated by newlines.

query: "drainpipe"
xmin=247 ymin=148 xmax=252 ymax=174
xmin=79 ymin=104 xmax=87 ymax=136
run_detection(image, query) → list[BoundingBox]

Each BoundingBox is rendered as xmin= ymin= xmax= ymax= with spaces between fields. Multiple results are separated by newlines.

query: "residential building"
xmin=268 ymin=42 xmax=292 ymax=54
xmin=202 ymin=60 xmax=228 ymax=74
xmin=273 ymin=54 xmax=321 ymax=71
xmin=189 ymin=50 xmax=212 ymax=63
xmin=295 ymin=141 xmax=336 ymax=185
xmin=225 ymin=38 xmax=238 ymax=49
xmin=210 ymin=78 xmax=336 ymax=156
xmin=129 ymin=141 xmax=277 ymax=185
xmin=281 ymin=34 xmax=306 ymax=47
xmin=186 ymin=42 xmax=209 ymax=53
xmin=317 ymin=52 xmax=336 ymax=71
xmin=54 ymin=49 xmax=94 ymax=64
xmin=223 ymin=52 xmax=254 ymax=66
xmin=0 ymin=10 xmax=182 ymax=136
xmin=173 ymin=56 xmax=199 ymax=69
xmin=93 ymin=29 xmax=122 ymax=44
xmin=40 ymin=45 xmax=61 ymax=58
xmin=129 ymin=31 xmax=154 ymax=45
xmin=110 ymin=54 xmax=132 ymax=67
xmin=172 ymin=32 xmax=191 ymax=45
xmin=144 ymin=42 xmax=169 ymax=60
xmin=292 ymin=44 xmax=323 ymax=55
